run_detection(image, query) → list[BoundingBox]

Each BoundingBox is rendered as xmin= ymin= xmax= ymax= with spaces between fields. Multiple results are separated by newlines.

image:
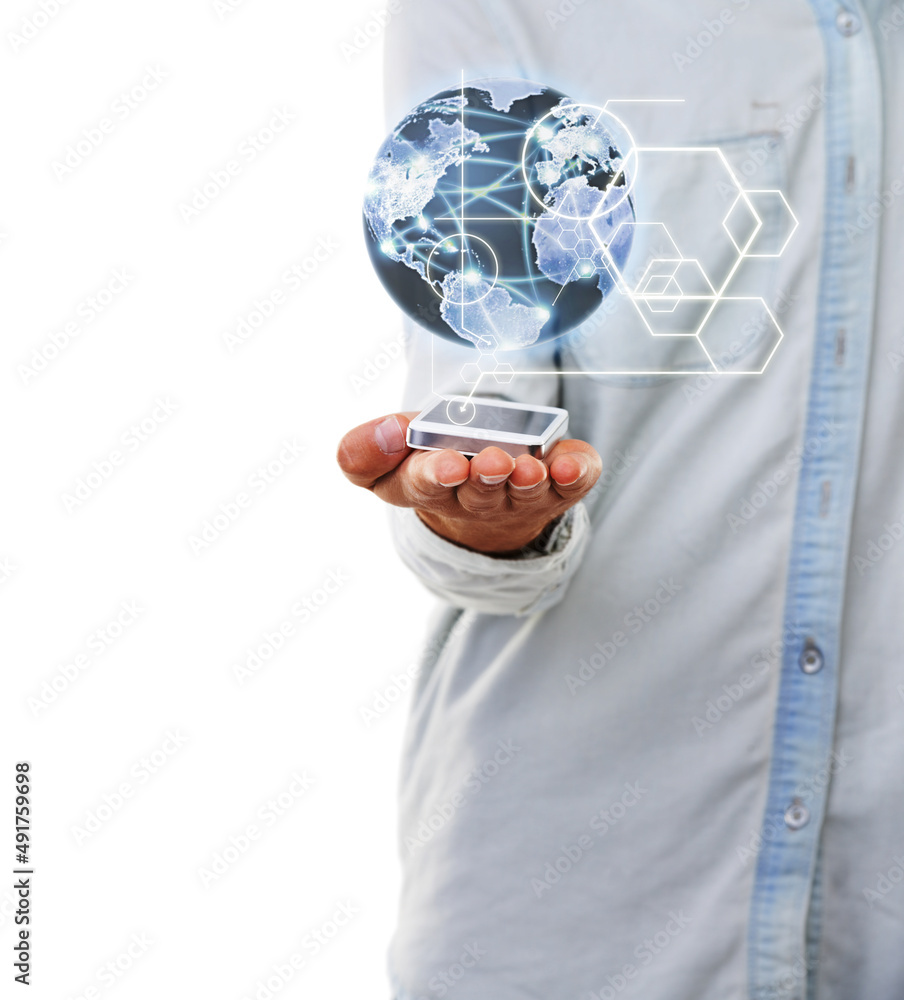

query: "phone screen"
xmin=421 ymin=400 xmax=557 ymax=438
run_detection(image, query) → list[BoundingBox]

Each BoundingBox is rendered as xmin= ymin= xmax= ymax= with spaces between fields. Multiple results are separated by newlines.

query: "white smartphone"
xmin=406 ymin=396 xmax=569 ymax=458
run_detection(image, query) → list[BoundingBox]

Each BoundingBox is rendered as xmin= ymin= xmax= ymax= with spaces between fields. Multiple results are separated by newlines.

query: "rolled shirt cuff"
xmin=389 ymin=502 xmax=591 ymax=617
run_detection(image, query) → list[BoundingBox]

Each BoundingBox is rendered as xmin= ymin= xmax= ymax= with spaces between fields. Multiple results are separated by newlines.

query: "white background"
xmin=2 ymin=1 xmax=434 ymax=996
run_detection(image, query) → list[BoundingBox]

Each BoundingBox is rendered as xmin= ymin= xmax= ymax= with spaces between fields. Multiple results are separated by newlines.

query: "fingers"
xmin=375 ymin=444 xmax=552 ymax=516
xmin=372 ymin=447 xmax=470 ymax=509
xmin=506 ymin=454 xmax=550 ymax=503
xmin=339 ymin=416 xmax=603 ymax=521
xmin=336 ymin=412 xmax=418 ymax=489
xmin=454 ymin=447 xmax=517 ymax=514
xmin=544 ymin=439 xmax=602 ymax=500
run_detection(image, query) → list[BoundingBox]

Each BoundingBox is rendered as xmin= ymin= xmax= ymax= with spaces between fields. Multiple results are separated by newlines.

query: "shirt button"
xmin=836 ymin=9 xmax=861 ymax=35
xmin=785 ymin=801 xmax=810 ymax=830
xmin=799 ymin=643 xmax=824 ymax=674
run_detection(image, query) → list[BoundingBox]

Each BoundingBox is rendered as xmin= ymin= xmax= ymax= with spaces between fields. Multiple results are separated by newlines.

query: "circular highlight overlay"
xmin=445 ymin=398 xmax=477 ymax=425
xmin=521 ymin=104 xmax=637 ymax=221
xmin=426 ymin=234 xmax=499 ymax=305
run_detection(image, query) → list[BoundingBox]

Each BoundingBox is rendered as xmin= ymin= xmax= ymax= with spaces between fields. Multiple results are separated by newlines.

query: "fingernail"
xmin=374 ymin=416 xmax=406 ymax=454
xmin=479 ymin=473 xmax=510 ymax=485
xmin=439 ymin=476 xmax=468 ymax=488
xmin=510 ymin=467 xmax=548 ymax=490
xmin=555 ymin=468 xmax=582 ymax=486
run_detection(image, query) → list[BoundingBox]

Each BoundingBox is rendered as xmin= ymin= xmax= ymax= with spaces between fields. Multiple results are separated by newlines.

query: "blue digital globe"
xmin=363 ymin=78 xmax=635 ymax=351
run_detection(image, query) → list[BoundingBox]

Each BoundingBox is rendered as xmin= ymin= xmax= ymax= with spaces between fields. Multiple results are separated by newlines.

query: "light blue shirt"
xmin=383 ymin=2 xmax=904 ymax=997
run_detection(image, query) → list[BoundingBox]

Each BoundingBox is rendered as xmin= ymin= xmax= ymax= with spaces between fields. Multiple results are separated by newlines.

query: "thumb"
xmin=337 ymin=412 xmax=417 ymax=489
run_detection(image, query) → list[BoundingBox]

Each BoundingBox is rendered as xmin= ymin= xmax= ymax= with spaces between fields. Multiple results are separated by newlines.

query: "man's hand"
xmin=336 ymin=412 xmax=601 ymax=555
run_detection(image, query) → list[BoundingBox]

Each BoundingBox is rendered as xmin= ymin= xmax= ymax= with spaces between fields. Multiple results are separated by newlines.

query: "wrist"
xmin=415 ymin=509 xmax=557 ymax=555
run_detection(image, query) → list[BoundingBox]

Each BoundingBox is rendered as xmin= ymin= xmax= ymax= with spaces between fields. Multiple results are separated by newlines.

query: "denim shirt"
xmin=382 ymin=2 xmax=904 ymax=997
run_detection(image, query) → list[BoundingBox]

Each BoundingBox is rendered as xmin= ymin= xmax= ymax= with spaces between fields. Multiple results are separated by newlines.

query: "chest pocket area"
xmin=560 ymin=131 xmax=791 ymax=386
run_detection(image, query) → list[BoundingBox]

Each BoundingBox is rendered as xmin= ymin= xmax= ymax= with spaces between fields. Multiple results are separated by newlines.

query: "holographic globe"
xmin=363 ymin=78 xmax=636 ymax=351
